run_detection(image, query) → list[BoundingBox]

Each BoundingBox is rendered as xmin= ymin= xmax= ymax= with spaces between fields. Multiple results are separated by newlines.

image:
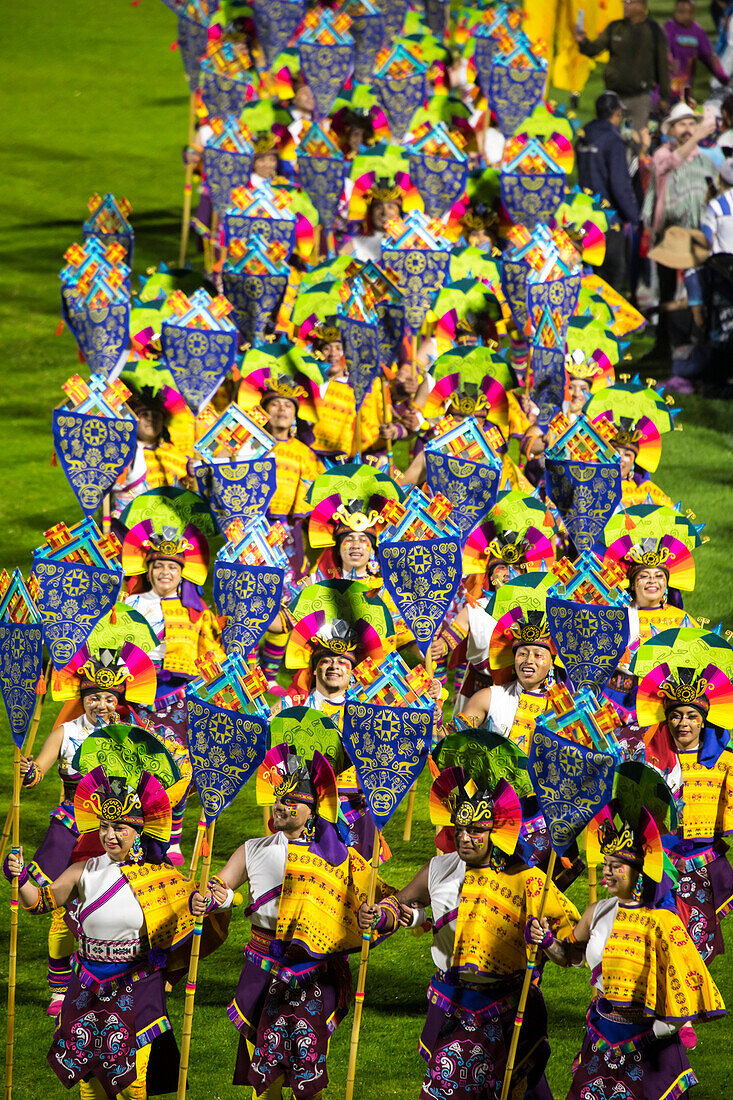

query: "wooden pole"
xmin=344 ymin=835 xmax=381 ymax=1100
xmin=411 ymin=333 xmax=418 ymax=385
xmin=0 ymin=662 xmax=52 ymax=868
xmin=588 ymin=861 xmax=597 ymax=905
xmin=187 ymin=814 xmax=206 ymax=881
xmin=499 ymin=849 xmax=557 ymax=1100
xmin=380 ymin=375 xmax=393 ymax=459
xmin=404 ymin=647 xmax=434 ymax=843
xmin=176 ymin=819 xmax=216 ymax=1100
xmin=4 ymin=745 xmax=22 ymax=1099
xmin=354 ymin=407 xmax=361 ymax=462
xmin=177 ymin=91 xmax=195 ymax=267
xmin=102 ymin=494 xmax=111 ymax=536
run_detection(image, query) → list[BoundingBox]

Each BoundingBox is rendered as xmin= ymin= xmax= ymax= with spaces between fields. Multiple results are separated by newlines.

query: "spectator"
xmin=716 ymin=92 xmax=733 ymax=155
xmin=641 ymin=101 xmax=717 ymax=349
xmin=665 ymin=0 xmax=730 ymax=100
xmin=576 ymin=91 xmax=641 ymax=290
xmin=702 ymin=157 xmax=733 ymax=249
xmin=575 ymin=0 xmax=670 ymax=132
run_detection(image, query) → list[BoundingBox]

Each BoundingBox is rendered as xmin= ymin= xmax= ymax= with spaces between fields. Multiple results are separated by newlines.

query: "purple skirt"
xmin=48 ymin=960 xmax=177 ymax=1098
xmin=419 ymin=978 xmax=551 ymax=1100
xmin=229 ymin=951 xmax=351 ymax=1096
xmin=567 ymin=1017 xmax=696 ymax=1100
xmin=677 ymin=849 xmax=733 ymax=963
xmin=28 ymin=814 xmax=78 ymax=884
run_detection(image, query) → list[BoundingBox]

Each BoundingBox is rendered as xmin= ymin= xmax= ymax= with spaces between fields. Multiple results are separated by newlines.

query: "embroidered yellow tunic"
xmin=601 ymin=904 xmax=724 ymax=1020
xmin=312 ymin=379 xmax=386 ymax=456
xmin=510 ymin=692 xmax=548 ymax=754
xmin=160 ymin=600 xmax=225 ymax=678
xmin=622 ymin=479 xmax=673 ymax=508
xmin=452 ymin=864 xmax=579 ymax=976
xmin=142 ymin=444 xmax=190 ymax=487
xmin=678 ymin=749 xmax=733 ymax=840
xmin=636 ymin=605 xmax=687 ymax=648
xmin=268 ymin=438 xmax=324 ymax=518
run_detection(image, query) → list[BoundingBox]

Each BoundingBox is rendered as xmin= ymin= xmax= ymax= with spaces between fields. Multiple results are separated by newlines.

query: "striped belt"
xmin=78 ymin=936 xmax=146 ymax=963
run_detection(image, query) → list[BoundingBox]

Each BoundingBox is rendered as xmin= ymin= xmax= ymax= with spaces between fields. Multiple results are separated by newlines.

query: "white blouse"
xmin=244 ymin=832 xmax=289 ymax=931
xmin=78 ymin=854 xmax=145 ymax=942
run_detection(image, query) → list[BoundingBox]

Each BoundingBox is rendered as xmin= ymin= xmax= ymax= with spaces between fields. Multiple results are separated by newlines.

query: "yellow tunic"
xmin=160 ymin=599 xmax=225 ymax=678
xmin=509 ymin=691 xmax=548 ymax=755
xmin=143 ymin=444 xmax=189 ymax=487
xmin=312 ymin=378 xmax=385 ymax=456
xmin=452 ymin=864 xmax=579 ymax=976
xmin=636 ymin=605 xmax=687 ymax=648
xmin=268 ymin=438 xmax=324 ymax=518
xmin=678 ymin=749 xmax=733 ymax=841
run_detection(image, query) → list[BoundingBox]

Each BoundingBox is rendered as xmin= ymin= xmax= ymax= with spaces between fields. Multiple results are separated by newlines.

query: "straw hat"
xmin=661 ymin=101 xmax=699 ymax=135
xmin=648 ymin=226 xmax=710 ymax=268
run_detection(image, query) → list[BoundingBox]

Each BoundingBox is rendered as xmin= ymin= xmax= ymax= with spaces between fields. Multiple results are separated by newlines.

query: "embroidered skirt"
xmin=567 ymin=1005 xmax=697 ymax=1100
xmin=418 ymin=975 xmax=551 ymax=1100
xmin=228 ymin=936 xmax=351 ymax=1097
xmin=47 ymin=959 xmax=176 ymax=1099
xmin=676 ymin=844 xmax=733 ymax=963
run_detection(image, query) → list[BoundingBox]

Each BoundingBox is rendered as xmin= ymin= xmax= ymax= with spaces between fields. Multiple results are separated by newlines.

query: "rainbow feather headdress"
xmin=429 ymin=766 xmax=521 ymax=856
xmin=309 ymin=493 xmax=385 ymax=550
xmin=637 ymin=661 xmax=733 ymax=729
xmin=256 ymin=743 xmax=339 ymax=822
xmin=52 ymin=641 xmax=157 ymax=706
xmin=122 ymin=518 xmax=210 ymax=586
xmin=603 ymin=534 xmax=695 ymax=593
xmin=593 ymin=412 xmax=662 ymax=473
xmin=75 ymin=766 xmax=172 ymax=843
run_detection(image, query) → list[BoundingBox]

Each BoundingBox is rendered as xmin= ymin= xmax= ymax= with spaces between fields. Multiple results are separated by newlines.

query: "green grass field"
xmin=2 ymin=1 xmax=733 ymax=1097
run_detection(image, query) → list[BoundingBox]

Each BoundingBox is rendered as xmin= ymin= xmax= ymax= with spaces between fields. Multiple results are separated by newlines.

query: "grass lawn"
xmin=1 ymin=1 xmax=733 ymax=1097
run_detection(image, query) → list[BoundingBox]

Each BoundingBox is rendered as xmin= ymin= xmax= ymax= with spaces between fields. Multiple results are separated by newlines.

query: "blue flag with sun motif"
xmin=214 ymin=562 xmax=285 ymax=656
xmin=378 ymin=536 xmax=462 ymax=656
xmin=0 ymin=623 xmax=43 ymax=747
xmin=33 ymin=560 xmax=121 ymax=668
xmin=342 ymin=701 xmax=434 ymax=829
xmin=186 ymin=693 xmax=269 ymax=825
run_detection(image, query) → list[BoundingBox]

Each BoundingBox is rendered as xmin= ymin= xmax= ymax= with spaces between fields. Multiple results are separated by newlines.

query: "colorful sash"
xmin=510 ymin=691 xmax=548 ymax=754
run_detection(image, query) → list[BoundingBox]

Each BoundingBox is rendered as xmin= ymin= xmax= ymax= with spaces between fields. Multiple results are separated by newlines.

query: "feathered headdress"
xmin=74 ymin=766 xmax=172 ymax=843
xmin=256 ymin=743 xmax=339 ymax=822
xmin=121 ymin=519 xmax=210 ymax=586
xmin=429 ymin=766 xmax=522 ymax=857
xmin=52 ymin=642 xmax=157 ymax=707
xmin=637 ymin=661 xmax=733 ymax=729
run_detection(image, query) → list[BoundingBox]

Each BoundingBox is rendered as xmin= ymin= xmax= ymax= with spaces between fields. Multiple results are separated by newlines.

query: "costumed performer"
xmin=237 ymin=369 xmax=324 ymax=581
xmin=528 ymin=779 xmax=725 ymax=1100
xmin=191 ymin=745 xmax=394 ymax=1098
xmin=6 ymin=766 xmax=227 ymax=1099
xmin=358 ymin=769 xmax=579 ymax=1100
xmin=20 ymin=644 xmax=156 ymax=1015
xmin=111 ymin=385 xmax=191 ymax=519
xmin=641 ymin=662 xmax=733 ymax=963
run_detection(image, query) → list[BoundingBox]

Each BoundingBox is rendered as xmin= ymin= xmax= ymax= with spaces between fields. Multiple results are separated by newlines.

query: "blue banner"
xmin=473 ymin=32 xmax=496 ymax=99
xmin=52 ymin=410 xmax=137 ymax=517
xmin=488 ymin=62 xmax=547 ymax=136
xmin=377 ymin=298 xmax=404 ymax=368
xmin=546 ymin=459 xmax=622 ymax=553
xmin=342 ymin=701 xmax=433 ymax=829
xmin=297 ymin=155 xmax=346 ymax=231
xmin=378 ymin=536 xmax=462 ymax=656
xmin=527 ymin=273 xmax=582 ymax=338
xmin=205 ymin=458 xmax=277 ymax=532
xmin=214 ymin=562 xmax=285 ymax=655
xmin=223 ymin=212 xmax=296 ymax=259
xmin=200 ymin=68 xmax=252 ymax=120
xmin=529 ymin=724 xmax=615 ymax=855
xmin=424 ymin=452 xmax=500 ymax=543
xmin=547 ymin=597 xmax=629 ymax=693
xmin=409 ymin=153 xmax=467 ymax=218
xmin=205 ymin=146 xmax=254 ymax=220
xmin=62 ymin=293 xmax=130 ymax=379
xmin=253 ymin=0 xmax=305 ymax=69
xmin=177 ymin=12 xmax=208 ymax=91
xmin=32 ymin=560 xmax=121 ymax=668
xmin=340 ymin=315 xmax=381 ymax=412
xmin=501 ymin=171 xmax=566 ymax=230
xmin=161 ymin=323 xmax=238 ymax=414
xmin=381 ymin=248 xmax=450 ymax=334
xmin=221 ymin=270 xmax=289 ymax=345
xmin=0 ymin=623 xmax=43 ymax=747
xmin=187 ymin=694 xmax=268 ymax=824
xmin=499 ymin=257 xmax=530 ymax=333
xmin=351 ymin=10 xmax=384 ymax=82
xmin=374 ymin=71 xmax=425 ymax=142
xmin=299 ymin=40 xmax=353 ymax=118
xmin=530 ymin=345 xmax=566 ymax=428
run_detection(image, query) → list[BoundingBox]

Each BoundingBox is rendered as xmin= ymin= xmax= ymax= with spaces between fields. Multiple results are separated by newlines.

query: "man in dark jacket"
xmin=575 ymin=0 xmax=670 ymax=131
xmin=576 ymin=92 xmax=640 ymax=291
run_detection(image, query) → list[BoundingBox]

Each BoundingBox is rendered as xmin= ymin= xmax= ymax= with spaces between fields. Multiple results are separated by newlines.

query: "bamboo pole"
xmin=403 ymin=647 xmax=434 ymax=843
xmin=499 ymin=849 xmax=557 ymax=1100
xmin=588 ymin=854 xmax=597 ymax=905
xmin=4 ymin=745 xmax=22 ymax=1099
xmin=0 ymin=662 xmax=52 ymax=868
xmin=187 ymin=814 xmax=206 ymax=881
xmin=354 ymin=408 xmax=361 ymax=462
xmin=179 ymin=91 xmax=197 ymax=267
xmin=411 ymin=333 xmax=418 ymax=384
xmin=176 ymin=819 xmax=216 ymax=1100
xmin=380 ymin=375 xmax=393 ymax=459
xmin=102 ymin=494 xmax=111 ymax=536
xmin=344 ymin=835 xmax=381 ymax=1100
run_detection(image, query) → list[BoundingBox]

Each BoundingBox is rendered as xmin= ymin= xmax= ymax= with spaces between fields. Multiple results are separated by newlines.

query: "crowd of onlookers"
xmin=574 ymin=0 xmax=733 ymax=395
